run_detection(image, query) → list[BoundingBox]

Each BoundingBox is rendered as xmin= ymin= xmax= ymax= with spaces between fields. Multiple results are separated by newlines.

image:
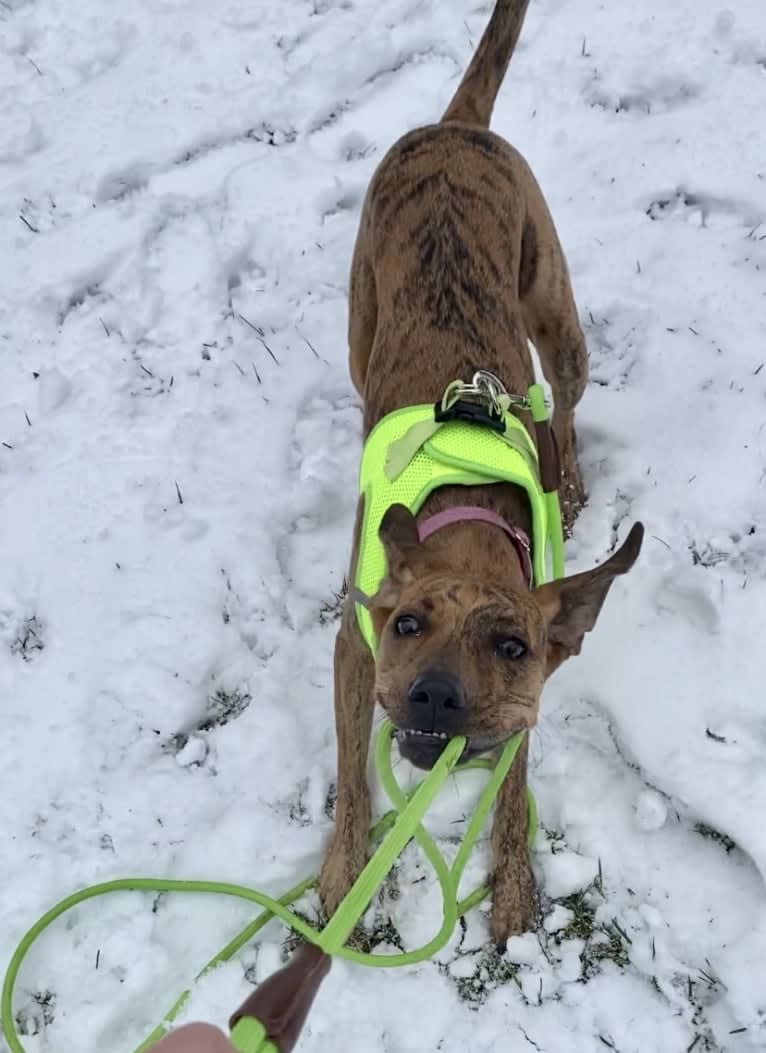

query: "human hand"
xmin=149 ymin=1022 xmax=237 ymax=1052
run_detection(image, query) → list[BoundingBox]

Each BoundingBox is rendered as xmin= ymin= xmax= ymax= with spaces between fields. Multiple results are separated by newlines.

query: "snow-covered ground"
xmin=2 ymin=0 xmax=765 ymax=1050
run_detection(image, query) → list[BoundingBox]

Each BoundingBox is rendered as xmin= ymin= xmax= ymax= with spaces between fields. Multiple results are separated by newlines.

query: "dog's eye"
xmin=494 ymin=636 xmax=528 ymax=660
xmin=394 ymin=614 xmax=422 ymax=637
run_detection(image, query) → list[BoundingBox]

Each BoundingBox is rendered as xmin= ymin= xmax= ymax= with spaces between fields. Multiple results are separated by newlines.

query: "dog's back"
xmin=349 ymin=1 xmax=555 ymax=426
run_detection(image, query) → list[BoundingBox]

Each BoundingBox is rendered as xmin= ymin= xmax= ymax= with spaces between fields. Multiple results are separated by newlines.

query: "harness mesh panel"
xmin=355 ymin=406 xmax=549 ymax=652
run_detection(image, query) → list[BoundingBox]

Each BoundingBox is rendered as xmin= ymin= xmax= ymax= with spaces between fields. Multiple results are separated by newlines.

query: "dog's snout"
xmin=407 ymin=672 xmax=466 ymax=732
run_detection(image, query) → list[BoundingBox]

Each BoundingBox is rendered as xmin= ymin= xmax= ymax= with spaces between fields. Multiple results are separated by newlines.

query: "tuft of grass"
xmin=287 ymin=778 xmax=311 ymax=827
xmin=319 ymin=580 xmax=347 ymax=625
xmin=15 ymin=990 xmax=55 ymax=1036
xmin=349 ymin=914 xmax=405 ymax=954
xmin=677 ymin=966 xmax=725 ymax=1053
xmin=281 ymin=873 xmax=405 ymax=959
xmin=164 ymin=685 xmax=252 ymax=754
xmin=380 ymin=862 xmax=401 ymax=902
xmin=283 ymin=909 xmax=405 ymax=959
xmin=11 ymin=616 xmax=44 ymax=661
xmin=281 ymin=904 xmax=323 ymax=958
xmin=553 ymin=884 xmax=631 ymax=979
xmin=323 ymin=781 xmax=337 ymax=820
xmin=443 ymin=947 xmax=520 ymax=1007
xmin=200 ymin=686 xmax=252 ymax=731
xmin=541 ymin=824 xmax=567 ymax=855
xmin=339 ymin=871 xmax=406 ymax=954
xmin=693 ymin=823 xmax=736 ymax=854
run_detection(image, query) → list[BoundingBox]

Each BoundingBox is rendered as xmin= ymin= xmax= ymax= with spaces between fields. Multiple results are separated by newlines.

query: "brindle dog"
xmin=319 ymin=0 xmax=643 ymax=943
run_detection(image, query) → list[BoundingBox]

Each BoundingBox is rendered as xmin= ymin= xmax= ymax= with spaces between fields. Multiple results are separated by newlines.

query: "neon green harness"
xmin=355 ymin=382 xmax=564 ymax=651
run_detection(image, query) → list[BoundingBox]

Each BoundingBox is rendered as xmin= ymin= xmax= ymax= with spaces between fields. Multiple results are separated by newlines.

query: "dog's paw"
xmin=318 ymin=834 xmax=368 ymax=921
xmin=490 ymin=861 xmax=538 ymax=948
xmin=556 ymin=428 xmax=586 ymax=536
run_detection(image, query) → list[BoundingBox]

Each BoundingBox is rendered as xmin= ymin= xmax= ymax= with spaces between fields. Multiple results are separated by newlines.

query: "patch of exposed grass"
xmin=348 ymin=914 xmax=405 ymax=954
xmin=199 ymin=686 xmax=252 ymax=731
xmin=15 ymin=989 xmax=55 ymax=1036
xmin=11 ymin=615 xmax=44 ymax=661
xmin=319 ymin=579 xmax=347 ymax=625
xmin=443 ymin=947 xmax=520 ymax=1007
xmin=164 ymin=685 xmax=252 ymax=754
xmin=282 ymin=901 xmax=405 ymax=958
xmin=693 ymin=822 xmax=736 ymax=854
xmin=673 ymin=964 xmax=726 ymax=1053
xmin=323 ymin=781 xmax=337 ymax=820
xmin=287 ymin=778 xmax=311 ymax=826
xmin=540 ymin=824 xmax=567 ymax=854
xmin=552 ymin=883 xmax=631 ymax=979
xmin=281 ymin=904 xmax=322 ymax=958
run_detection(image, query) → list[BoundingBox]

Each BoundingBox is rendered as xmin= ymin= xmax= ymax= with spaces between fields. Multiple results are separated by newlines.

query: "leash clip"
xmin=434 ymin=371 xmax=531 ymax=432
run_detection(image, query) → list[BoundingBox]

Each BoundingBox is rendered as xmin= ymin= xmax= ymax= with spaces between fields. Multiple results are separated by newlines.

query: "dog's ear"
xmin=367 ymin=505 xmax=421 ymax=633
xmin=534 ymin=523 xmax=644 ymax=676
xmin=378 ymin=504 xmax=422 ymax=584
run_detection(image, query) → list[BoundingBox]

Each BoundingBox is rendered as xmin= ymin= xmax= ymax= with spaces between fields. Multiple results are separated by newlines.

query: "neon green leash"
xmin=2 ymin=721 xmax=536 ymax=1053
xmin=3 ymin=377 xmax=557 ymax=1053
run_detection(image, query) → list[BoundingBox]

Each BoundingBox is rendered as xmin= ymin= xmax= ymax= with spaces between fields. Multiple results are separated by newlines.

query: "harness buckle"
xmin=435 ymin=371 xmax=526 ymax=433
xmin=433 ymin=396 xmax=506 ymax=432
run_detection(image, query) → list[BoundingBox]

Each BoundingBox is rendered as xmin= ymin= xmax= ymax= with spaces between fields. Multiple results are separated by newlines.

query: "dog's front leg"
xmin=319 ymin=615 xmax=375 ymax=918
xmin=489 ymin=737 xmax=538 ymax=945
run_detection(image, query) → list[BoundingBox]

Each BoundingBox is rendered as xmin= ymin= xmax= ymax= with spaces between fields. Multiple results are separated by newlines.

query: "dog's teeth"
xmin=400 ymin=729 xmax=453 ymax=740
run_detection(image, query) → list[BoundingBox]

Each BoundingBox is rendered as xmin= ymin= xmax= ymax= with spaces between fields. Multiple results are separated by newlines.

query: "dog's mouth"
xmin=395 ymin=728 xmax=500 ymax=770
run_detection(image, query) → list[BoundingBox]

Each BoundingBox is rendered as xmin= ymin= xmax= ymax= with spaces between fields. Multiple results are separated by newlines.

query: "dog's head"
xmin=367 ymin=504 xmax=643 ymax=769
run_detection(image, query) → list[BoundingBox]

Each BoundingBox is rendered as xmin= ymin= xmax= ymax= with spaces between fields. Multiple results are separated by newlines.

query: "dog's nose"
xmin=407 ymin=672 xmax=466 ymax=733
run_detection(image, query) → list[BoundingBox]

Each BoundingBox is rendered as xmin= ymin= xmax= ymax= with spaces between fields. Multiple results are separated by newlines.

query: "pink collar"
xmin=417 ymin=505 xmax=533 ymax=587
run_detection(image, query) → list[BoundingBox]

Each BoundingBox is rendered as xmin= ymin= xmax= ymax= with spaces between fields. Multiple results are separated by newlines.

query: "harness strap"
xmin=417 ymin=505 xmax=533 ymax=587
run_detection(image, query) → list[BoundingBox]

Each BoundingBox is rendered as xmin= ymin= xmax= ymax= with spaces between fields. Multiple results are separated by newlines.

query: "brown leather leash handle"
xmin=229 ymin=944 xmax=332 ymax=1053
xmin=533 ymin=418 xmax=560 ymax=494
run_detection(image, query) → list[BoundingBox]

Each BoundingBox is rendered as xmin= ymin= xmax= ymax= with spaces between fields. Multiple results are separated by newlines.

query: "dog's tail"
xmin=441 ymin=0 xmax=530 ymax=126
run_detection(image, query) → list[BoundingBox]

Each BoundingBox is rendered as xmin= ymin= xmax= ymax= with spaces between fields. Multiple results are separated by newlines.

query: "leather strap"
xmin=417 ymin=505 xmax=533 ymax=587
